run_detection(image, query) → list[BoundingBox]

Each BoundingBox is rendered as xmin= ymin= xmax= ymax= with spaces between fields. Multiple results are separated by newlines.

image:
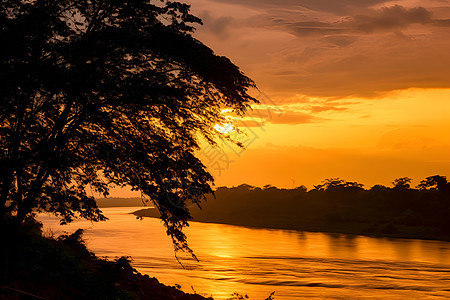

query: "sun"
xmin=213 ymin=109 xmax=235 ymax=134
xmin=214 ymin=123 xmax=234 ymax=134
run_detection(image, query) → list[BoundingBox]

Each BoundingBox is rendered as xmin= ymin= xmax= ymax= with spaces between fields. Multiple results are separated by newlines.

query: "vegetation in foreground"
xmin=134 ymin=175 xmax=450 ymax=242
xmin=0 ymin=218 xmax=210 ymax=300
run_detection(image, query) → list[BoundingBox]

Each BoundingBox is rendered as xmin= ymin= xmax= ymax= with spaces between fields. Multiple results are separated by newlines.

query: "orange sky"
xmin=111 ymin=0 xmax=450 ymax=196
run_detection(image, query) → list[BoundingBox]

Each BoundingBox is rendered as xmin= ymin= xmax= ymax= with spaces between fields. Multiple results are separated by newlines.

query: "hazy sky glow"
xmin=110 ymin=0 xmax=450 ymax=196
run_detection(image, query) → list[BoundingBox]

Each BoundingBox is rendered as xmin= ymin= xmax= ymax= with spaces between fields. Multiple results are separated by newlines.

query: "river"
xmin=37 ymin=207 xmax=450 ymax=299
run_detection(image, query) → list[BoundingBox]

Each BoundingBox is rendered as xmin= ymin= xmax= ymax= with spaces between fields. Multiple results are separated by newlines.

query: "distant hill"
xmin=133 ymin=179 xmax=450 ymax=242
xmin=96 ymin=197 xmax=147 ymax=208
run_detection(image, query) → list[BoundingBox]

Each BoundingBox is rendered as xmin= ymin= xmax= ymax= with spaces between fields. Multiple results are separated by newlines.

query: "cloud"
xmin=206 ymin=0 xmax=390 ymax=14
xmin=199 ymin=11 xmax=234 ymax=38
xmin=321 ymin=35 xmax=358 ymax=47
xmin=262 ymin=5 xmax=435 ymax=37
xmin=282 ymin=21 xmax=346 ymax=37
xmin=234 ymin=119 xmax=265 ymax=128
xmin=271 ymin=111 xmax=318 ymax=124
xmin=433 ymin=18 xmax=450 ymax=26
xmin=242 ymin=109 xmax=321 ymax=125
xmin=350 ymin=5 xmax=433 ymax=33
xmin=189 ymin=0 xmax=450 ymax=98
xmin=309 ymin=105 xmax=348 ymax=113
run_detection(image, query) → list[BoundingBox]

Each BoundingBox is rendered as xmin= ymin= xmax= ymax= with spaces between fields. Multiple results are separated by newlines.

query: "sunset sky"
xmin=114 ymin=0 xmax=450 ymax=196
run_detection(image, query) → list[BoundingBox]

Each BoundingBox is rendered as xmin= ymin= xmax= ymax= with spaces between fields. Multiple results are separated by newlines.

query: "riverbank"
xmin=0 ymin=219 xmax=210 ymax=300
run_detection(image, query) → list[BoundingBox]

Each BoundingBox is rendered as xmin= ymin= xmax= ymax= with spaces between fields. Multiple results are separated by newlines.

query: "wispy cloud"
xmin=262 ymin=5 xmax=436 ymax=37
xmin=198 ymin=11 xmax=235 ymax=39
xmin=206 ymin=0 xmax=390 ymax=13
xmin=309 ymin=105 xmax=348 ymax=113
xmin=189 ymin=0 xmax=450 ymax=98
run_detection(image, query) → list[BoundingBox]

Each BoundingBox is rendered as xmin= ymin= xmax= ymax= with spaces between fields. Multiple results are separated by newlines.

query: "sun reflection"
xmin=39 ymin=208 xmax=450 ymax=300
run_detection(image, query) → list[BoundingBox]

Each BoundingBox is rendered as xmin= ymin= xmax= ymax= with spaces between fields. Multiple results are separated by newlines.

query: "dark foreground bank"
xmin=0 ymin=219 xmax=209 ymax=300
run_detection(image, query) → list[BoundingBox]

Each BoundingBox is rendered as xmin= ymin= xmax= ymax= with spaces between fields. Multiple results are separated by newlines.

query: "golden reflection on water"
xmin=38 ymin=208 xmax=450 ymax=299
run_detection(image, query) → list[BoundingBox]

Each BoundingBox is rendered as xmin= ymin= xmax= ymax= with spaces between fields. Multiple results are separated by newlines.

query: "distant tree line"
xmin=289 ymin=175 xmax=449 ymax=193
xmin=136 ymin=175 xmax=450 ymax=241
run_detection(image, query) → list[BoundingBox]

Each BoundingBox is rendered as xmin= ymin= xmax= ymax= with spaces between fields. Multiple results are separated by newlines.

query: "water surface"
xmin=38 ymin=207 xmax=450 ymax=299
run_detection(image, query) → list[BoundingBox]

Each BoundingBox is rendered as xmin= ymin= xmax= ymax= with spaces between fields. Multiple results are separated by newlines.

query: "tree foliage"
xmin=417 ymin=175 xmax=448 ymax=192
xmin=392 ymin=177 xmax=412 ymax=189
xmin=0 ymin=0 xmax=256 ymax=254
xmin=313 ymin=178 xmax=364 ymax=191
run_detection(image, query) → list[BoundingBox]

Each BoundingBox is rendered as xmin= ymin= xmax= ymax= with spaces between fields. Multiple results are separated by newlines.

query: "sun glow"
xmin=213 ymin=109 xmax=236 ymax=134
xmin=214 ymin=123 xmax=234 ymax=134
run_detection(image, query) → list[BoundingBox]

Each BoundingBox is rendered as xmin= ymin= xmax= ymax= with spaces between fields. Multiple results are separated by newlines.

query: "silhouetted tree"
xmin=370 ymin=184 xmax=388 ymax=192
xmin=235 ymin=184 xmax=256 ymax=191
xmin=392 ymin=177 xmax=412 ymax=189
xmin=263 ymin=184 xmax=276 ymax=190
xmin=417 ymin=175 xmax=448 ymax=192
xmin=0 ymin=0 xmax=255 ymax=254
xmin=313 ymin=178 xmax=363 ymax=191
xmin=293 ymin=185 xmax=307 ymax=192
